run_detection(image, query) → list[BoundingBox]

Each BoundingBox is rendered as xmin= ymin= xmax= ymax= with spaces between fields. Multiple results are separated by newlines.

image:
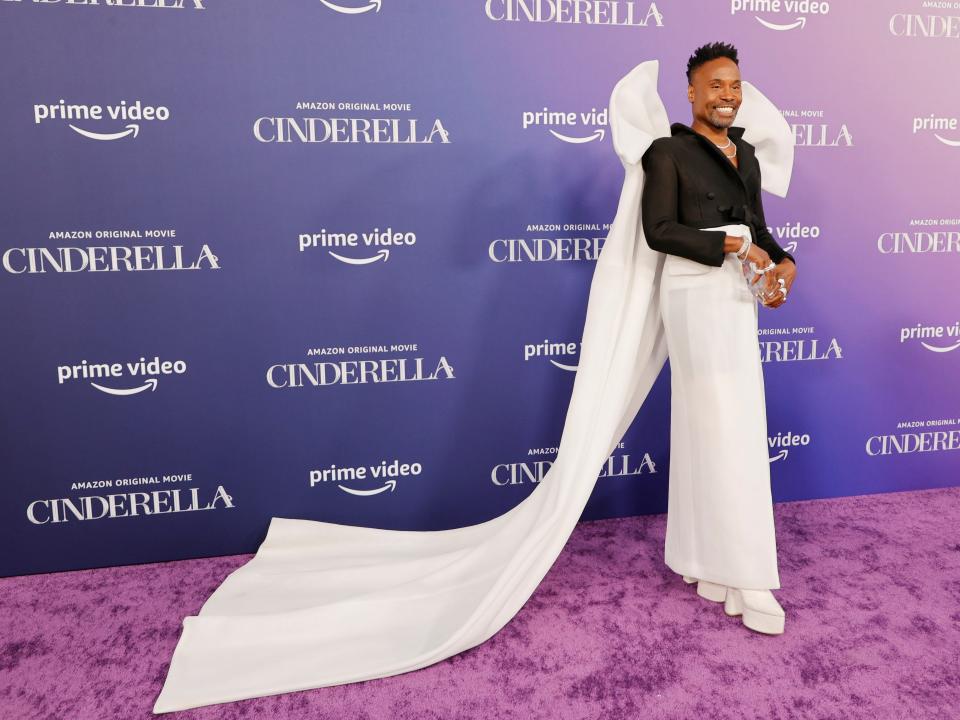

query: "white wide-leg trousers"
xmin=658 ymin=225 xmax=781 ymax=590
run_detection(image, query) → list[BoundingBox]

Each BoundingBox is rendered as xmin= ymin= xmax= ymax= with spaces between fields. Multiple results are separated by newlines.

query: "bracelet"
xmin=736 ymin=236 xmax=751 ymax=259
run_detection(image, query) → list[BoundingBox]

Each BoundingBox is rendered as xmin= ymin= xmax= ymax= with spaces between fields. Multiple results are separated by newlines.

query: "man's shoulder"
xmin=642 ymin=135 xmax=683 ymax=161
xmin=650 ymin=134 xmax=687 ymax=150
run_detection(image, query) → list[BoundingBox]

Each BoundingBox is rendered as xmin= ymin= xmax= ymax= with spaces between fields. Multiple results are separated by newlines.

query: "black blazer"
xmin=640 ymin=122 xmax=795 ymax=268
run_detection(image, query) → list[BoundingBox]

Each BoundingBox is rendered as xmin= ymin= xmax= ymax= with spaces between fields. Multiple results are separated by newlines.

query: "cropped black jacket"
xmin=640 ymin=122 xmax=795 ymax=268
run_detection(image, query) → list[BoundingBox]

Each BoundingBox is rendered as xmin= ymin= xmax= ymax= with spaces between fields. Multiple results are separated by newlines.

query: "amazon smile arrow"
xmin=69 ymin=123 xmax=140 ymax=141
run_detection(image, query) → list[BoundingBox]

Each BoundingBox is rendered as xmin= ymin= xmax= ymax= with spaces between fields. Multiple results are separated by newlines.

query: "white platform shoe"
xmin=682 ymin=576 xmax=785 ymax=635
xmin=682 ymin=575 xmax=727 ymax=602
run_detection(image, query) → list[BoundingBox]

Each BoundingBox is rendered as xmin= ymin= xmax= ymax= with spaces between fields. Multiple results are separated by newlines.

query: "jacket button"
xmin=706 ymin=191 xmax=716 ymax=199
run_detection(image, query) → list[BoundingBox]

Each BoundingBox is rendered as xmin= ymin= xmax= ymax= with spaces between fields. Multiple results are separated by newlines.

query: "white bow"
xmin=152 ymin=60 xmax=795 ymax=715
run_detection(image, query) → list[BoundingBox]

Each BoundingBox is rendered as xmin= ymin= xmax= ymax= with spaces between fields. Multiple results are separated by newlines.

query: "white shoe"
xmin=695 ymin=580 xmax=727 ymax=603
xmin=681 ymin=575 xmax=728 ymax=602
xmin=723 ymin=588 xmax=785 ymax=635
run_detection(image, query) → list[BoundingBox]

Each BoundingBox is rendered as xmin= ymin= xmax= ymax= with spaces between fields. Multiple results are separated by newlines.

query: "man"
xmin=640 ymin=42 xmax=796 ymax=635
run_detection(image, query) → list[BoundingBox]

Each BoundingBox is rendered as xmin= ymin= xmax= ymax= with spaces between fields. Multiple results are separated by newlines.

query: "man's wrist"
xmin=736 ymin=236 xmax=751 ymax=259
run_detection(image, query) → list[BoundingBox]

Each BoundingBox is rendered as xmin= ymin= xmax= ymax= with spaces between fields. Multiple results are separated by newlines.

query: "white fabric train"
xmin=153 ymin=60 xmax=794 ymax=713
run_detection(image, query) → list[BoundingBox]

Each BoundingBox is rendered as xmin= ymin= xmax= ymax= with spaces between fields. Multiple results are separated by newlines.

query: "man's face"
xmin=688 ymin=58 xmax=742 ymax=129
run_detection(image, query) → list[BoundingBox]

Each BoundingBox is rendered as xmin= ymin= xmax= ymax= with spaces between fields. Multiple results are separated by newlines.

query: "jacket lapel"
xmin=671 ymin=122 xmax=749 ymax=193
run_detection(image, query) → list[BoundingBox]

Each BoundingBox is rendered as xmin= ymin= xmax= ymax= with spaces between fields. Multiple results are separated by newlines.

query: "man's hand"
xmin=762 ymin=258 xmax=796 ymax=308
xmin=743 ymin=245 xmax=773 ymax=289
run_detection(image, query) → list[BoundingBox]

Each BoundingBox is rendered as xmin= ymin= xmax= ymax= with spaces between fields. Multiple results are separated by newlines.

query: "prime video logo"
xmin=523 ymin=338 xmax=581 ymax=371
xmin=912 ymin=115 xmax=960 ymax=147
xmin=768 ymin=431 xmax=810 ymax=463
xmin=33 ymin=99 xmax=170 ymax=140
xmin=522 ymin=107 xmax=607 ymax=144
xmin=57 ymin=356 xmax=187 ymax=395
xmin=730 ymin=0 xmax=830 ymax=31
xmin=900 ymin=321 xmax=960 ymax=353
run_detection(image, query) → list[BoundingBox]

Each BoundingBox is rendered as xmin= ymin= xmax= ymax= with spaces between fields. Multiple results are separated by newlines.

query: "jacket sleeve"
xmin=640 ymin=141 xmax=727 ymax=267
xmin=751 ymin=159 xmax=796 ymax=266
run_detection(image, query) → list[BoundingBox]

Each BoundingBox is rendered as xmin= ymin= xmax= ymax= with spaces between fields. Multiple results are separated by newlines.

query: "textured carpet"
xmin=2 ymin=486 xmax=958 ymax=720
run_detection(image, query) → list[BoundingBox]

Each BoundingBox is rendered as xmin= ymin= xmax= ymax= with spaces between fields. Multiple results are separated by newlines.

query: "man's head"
xmin=686 ymin=42 xmax=741 ymax=130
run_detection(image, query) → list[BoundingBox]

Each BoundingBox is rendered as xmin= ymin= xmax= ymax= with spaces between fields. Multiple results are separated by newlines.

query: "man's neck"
xmin=690 ymin=119 xmax=729 ymax=144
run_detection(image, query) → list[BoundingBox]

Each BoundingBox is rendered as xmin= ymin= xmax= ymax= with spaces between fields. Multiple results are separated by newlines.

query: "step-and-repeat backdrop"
xmin=1 ymin=0 xmax=956 ymax=576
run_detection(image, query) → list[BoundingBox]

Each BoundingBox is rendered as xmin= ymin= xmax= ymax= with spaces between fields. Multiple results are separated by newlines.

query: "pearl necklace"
xmin=712 ymin=136 xmax=737 ymax=158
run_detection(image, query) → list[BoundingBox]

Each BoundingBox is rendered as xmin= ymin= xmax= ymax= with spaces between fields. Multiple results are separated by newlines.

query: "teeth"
xmin=716 ymin=106 xmax=734 ymax=114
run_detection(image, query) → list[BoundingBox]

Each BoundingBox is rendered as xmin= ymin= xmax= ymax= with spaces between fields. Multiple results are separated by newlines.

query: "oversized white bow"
xmin=153 ymin=60 xmax=793 ymax=713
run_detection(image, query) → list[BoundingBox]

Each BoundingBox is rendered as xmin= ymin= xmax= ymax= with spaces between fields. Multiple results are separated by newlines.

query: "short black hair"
xmin=686 ymin=42 xmax=739 ymax=84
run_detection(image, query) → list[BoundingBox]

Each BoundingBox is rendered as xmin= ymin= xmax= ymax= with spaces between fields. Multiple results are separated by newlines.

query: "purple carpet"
xmin=2 ymin=486 xmax=958 ymax=720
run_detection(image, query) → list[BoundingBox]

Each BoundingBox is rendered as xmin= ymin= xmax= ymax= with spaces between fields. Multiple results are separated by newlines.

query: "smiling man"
xmin=640 ymin=42 xmax=797 ymax=635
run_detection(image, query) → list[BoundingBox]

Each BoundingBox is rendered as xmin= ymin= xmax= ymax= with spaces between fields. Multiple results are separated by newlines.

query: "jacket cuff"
xmin=706 ymin=230 xmax=728 ymax=266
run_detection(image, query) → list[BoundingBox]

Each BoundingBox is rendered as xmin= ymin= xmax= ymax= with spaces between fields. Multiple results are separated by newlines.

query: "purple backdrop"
xmin=1 ymin=0 xmax=957 ymax=577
